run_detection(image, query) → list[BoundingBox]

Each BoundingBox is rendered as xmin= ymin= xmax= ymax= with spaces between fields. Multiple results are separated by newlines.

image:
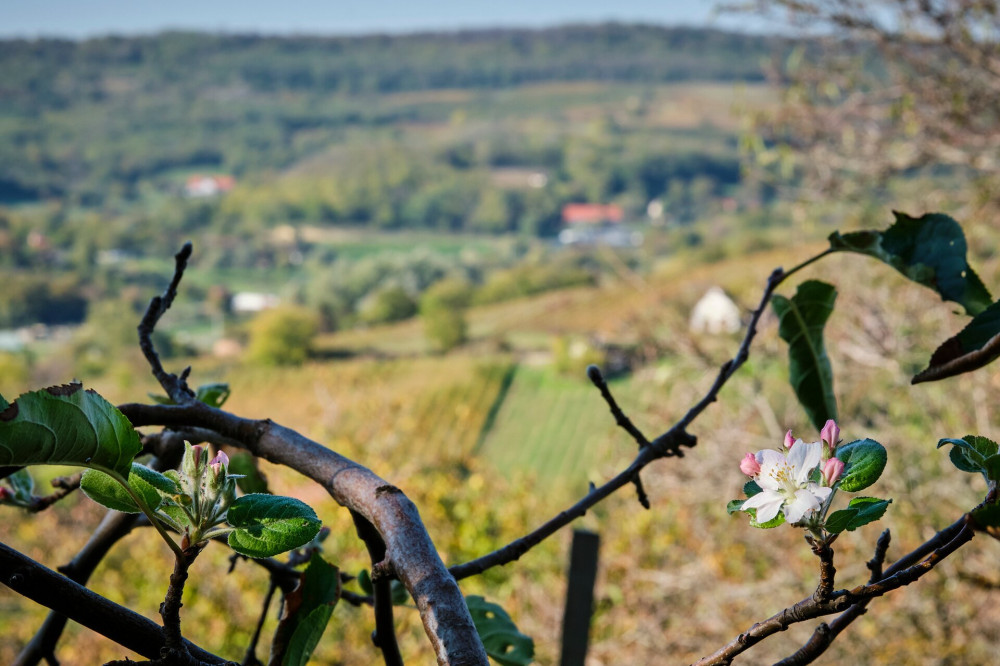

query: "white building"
xmin=690 ymin=287 xmax=741 ymax=334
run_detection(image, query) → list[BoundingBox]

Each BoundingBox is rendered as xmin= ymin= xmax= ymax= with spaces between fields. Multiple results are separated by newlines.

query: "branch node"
xmin=588 ymin=363 xmax=650 ymax=449
xmin=371 ymin=559 xmax=395 ymax=582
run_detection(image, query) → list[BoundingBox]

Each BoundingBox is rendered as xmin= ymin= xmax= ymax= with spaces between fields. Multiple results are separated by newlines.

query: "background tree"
xmin=737 ymin=0 xmax=1000 ymax=204
xmin=421 ymin=278 xmax=473 ymax=352
xmin=246 ymin=305 xmax=319 ymax=366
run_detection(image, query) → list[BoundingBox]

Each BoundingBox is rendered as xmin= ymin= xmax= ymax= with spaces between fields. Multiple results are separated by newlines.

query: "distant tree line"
xmin=0 ymin=25 xmax=786 ymax=206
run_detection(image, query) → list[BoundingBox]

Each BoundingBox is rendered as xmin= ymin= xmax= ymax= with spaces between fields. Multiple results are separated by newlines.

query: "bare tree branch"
xmin=587 ymin=364 xmax=651 ymax=508
xmin=450 ymin=255 xmax=832 ymax=579
xmin=0 ymin=541 xmax=229 ymax=665
xmin=118 ymin=401 xmax=488 ymax=666
xmin=15 ymin=435 xmax=187 ymax=666
xmin=128 ymin=243 xmax=486 ymax=665
xmin=137 ymin=242 xmax=196 ymax=404
xmin=694 ymin=513 xmax=976 ymax=665
xmin=774 ymin=528 xmax=892 ymax=665
xmin=353 ymin=511 xmax=404 ymax=666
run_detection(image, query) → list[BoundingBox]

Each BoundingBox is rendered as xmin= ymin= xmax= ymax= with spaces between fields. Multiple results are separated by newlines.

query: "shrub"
xmin=246 ymin=305 xmax=319 ymax=366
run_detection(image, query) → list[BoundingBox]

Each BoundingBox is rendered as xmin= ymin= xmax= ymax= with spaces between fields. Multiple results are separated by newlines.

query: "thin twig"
xmin=352 ymin=511 xmax=403 ymax=666
xmin=26 ymin=472 xmax=83 ymax=512
xmin=587 ymin=364 xmax=651 ymax=508
xmin=587 ymin=364 xmax=650 ymax=448
xmin=810 ymin=538 xmax=836 ymax=603
xmin=697 ymin=514 xmax=975 ymax=666
xmin=159 ymin=546 xmax=204 ymax=665
xmin=241 ymin=580 xmax=277 ymax=666
xmin=450 ymin=254 xmax=827 ymax=579
xmin=138 ymin=242 xmax=195 ymax=404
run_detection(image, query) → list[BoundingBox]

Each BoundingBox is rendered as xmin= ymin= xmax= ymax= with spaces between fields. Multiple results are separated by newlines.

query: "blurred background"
xmin=2 ymin=1 xmax=1000 ymax=663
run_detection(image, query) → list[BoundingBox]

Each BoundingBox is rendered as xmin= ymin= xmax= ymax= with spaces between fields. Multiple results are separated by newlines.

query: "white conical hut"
xmin=690 ymin=286 xmax=741 ymax=334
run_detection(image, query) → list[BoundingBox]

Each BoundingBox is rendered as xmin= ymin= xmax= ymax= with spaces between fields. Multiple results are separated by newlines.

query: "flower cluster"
xmin=160 ymin=443 xmax=241 ymax=548
xmin=738 ymin=420 xmax=844 ymax=525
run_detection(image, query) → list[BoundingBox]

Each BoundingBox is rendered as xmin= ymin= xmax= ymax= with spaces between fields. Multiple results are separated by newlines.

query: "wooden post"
xmin=559 ymin=529 xmax=600 ymax=666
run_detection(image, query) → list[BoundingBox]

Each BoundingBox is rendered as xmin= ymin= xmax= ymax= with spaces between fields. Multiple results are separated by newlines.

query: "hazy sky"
xmin=2 ymin=1 xmax=763 ymax=39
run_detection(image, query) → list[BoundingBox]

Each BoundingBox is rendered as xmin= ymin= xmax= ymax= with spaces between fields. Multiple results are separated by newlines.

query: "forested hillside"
xmin=0 ymin=25 xmax=789 ymax=332
xmin=0 ymin=25 xmax=785 ymax=204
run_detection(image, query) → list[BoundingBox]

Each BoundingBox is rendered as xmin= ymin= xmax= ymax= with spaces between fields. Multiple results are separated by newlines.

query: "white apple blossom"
xmin=741 ymin=440 xmax=832 ymax=524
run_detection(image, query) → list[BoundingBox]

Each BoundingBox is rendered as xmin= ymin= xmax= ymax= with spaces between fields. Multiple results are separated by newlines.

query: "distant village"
xmin=3 ymin=175 xmax=742 ymax=357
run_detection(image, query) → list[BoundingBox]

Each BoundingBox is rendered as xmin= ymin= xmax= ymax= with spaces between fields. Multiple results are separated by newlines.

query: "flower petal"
xmin=784 ymin=488 xmax=821 ymax=523
xmin=755 ymin=450 xmax=787 ymax=491
xmin=806 ymin=483 xmax=832 ymax=502
xmin=741 ymin=490 xmax=785 ymax=523
xmin=788 ymin=440 xmax=823 ymax=485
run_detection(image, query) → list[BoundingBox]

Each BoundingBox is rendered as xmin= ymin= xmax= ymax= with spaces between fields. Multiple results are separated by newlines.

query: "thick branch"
xmin=119 ymin=401 xmax=488 ymax=666
xmin=0 ymin=541 xmax=227 ymax=665
xmin=14 ymin=511 xmax=143 ymax=666
xmin=16 ymin=439 xmax=186 ymax=666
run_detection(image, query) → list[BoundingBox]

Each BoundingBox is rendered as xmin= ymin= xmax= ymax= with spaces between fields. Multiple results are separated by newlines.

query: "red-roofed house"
xmin=561 ymin=203 xmax=624 ymax=225
xmin=185 ymin=174 xmax=236 ymax=198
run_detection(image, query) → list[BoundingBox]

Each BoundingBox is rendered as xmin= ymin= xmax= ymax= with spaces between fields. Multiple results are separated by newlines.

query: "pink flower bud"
xmin=209 ymin=450 xmax=229 ymax=476
xmin=740 ymin=452 xmax=761 ymax=477
xmin=821 ymin=420 xmax=840 ymax=450
xmin=821 ymin=457 xmax=845 ymax=486
xmin=784 ymin=430 xmax=795 ymax=449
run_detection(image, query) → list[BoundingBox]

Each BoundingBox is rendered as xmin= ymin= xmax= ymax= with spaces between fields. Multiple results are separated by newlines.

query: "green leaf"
xmin=131 ymin=463 xmax=181 ymax=496
xmin=938 ymin=435 xmax=999 ymax=479
xmin=825 ymin=497 xmax=891 ymax=533
xmin=227 ymin=494 xmax=322 ymax=558
xmin=271 ymin=552 xmax=340 ymax=666
xmin=726 ymin=499 xmax=746 ymax=515
xmin=835 ymin=439 xmax=887 ymax=492
xmin=81 ymin=463 xmax=166 ymax=513
xmin=466 ymin=595 xmax=534 ymax=666
xmin=913 ymin=301 xmax=1000 ymax=384
xmin=149 ymin=383 xmax=231 ymax=408
xmin=195 ymin=383 xmax=231 ymax=408
xmin=829 ymin=212 xmax=991 ymax=316
xmin=158 ymin=501 xmax=190 ymax=530
xmin=748 ymin=508 xmax=785 ymax=529
xmin=0 ymin=384 xmax=141 ymax=477
xmin=0 ymin=393 xmax=8 ymax=410
xmin=356 ymin=569 xmax=374 ymax=596
xmin=227 ymin=451 xmax=270 ymax=494
xmin=971 ymin=503 xmax=1000 ymax=529
xmin=771 ymin=280 xmax=838 ymax=432
xmin=824 ymin=509 xmax=854 ymax=534
xmin=743 ymin=480 xmax=762 ymax=497
xmin=390 ymin=580 xmax=410 ymax=606
xmin=7 ymin=468 xmax=35 ymax=502
xmin=982 ymin=455 xmax=1000 ymax=481
xmin=282 ymin=606 xmax=333 ymax=666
